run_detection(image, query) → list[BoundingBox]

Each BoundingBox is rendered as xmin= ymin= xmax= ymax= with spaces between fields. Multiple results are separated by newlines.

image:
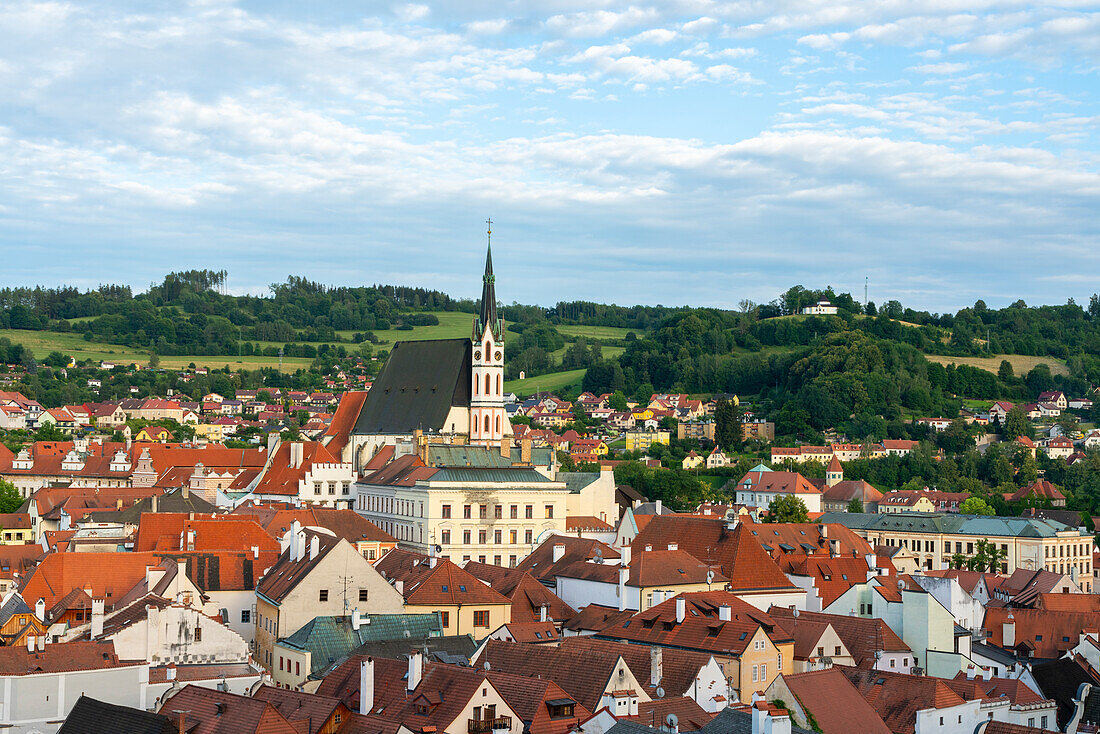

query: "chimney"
xmin=151 ymin=493 xmax=158 ymax=513
xmin=26 ymin=635 xmax=34 ymax=653
xmin=981 ymin=666 xmax=992 ymax=681
xmin=289 ymin=520 xmax=301 ymax=560
xmin=37 ymin=635 xmax=45 ymax=652
xmin=650 ymin=646 xmax=663 ymax=687
xmin=966 ymin=664 xmax=976 ymax=680
xmin=352 ymin=609 xmax=361 ymax=631
xmin=655 ymin=500 xmax=662 ymax=515
xmin=309 ymin=535 xmax=320 ymax=561
xmin=252 ymin=545 xmax=259 ymax=559
xmin=35 ymin=598 xmax=45 ymax=622
xmin=719 ymin=604 xmax=731 ymax=621
xmin=360 ymin=657 xmax=375 ymax=715
xmin=1003 ymin=615 xmax=1015 ymax=648
xmin=166 ymin=663 xmax=177 ymax=680
xmin=821 ymin=525 xmax=828 ymax=538
xmin=407 ymin=650 xmax=423 ymax=692
xmin=620 ymin=546 xmax=632 ymax=566
xmin=540 ymin=604 xmax=548 ymax=623
xmin=675 ymin=596 xmax=686 ymax=624
xmin=618 ymin=566 xmax=629 ymax=612
xmin=667 ymin=543 xmax=678 ymax=551
xmin=865 ymin=553 xmax=875 ymax=570
xmin=91 ymin=598 xmax=105 ymax=638
xmin=521 ymin=439 xmax=532 ymax=464
xmin=500 ymin=438 xmax=511 ymax=460
xmin=552 ymin=543 xmax=566 ymax=563
xmin=752 ymin=702 xmax=791 ymax=734
xmin=429 ymin=544 xmax=438 ymax=569
xmin=290 ymin=442 xmax=304 ymax=469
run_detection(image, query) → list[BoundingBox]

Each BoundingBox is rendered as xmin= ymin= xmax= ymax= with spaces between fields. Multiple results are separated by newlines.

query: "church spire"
xmin=477 ymin=218 xmax=499 ymax=339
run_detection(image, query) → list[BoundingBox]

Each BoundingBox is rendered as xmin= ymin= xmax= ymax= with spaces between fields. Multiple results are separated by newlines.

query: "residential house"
xmin=837 ymin=666 xmax=983 ymax=734
xmin=593 ymin=590 xmax=796 ymax=703
xmin=1037 ymin=392 xmax=1067 ymax=410
xmin=706 ymin=448 xmax=729 ymax=470
xmin=764 ymin=668 xmax=892 ymax=734
xmin=735 ymin=466 xmax=823 ymax=513
xmin=374 ymin=549 xmax=511 ymax=639
xmin=1006 ymin=480 xmax=1066 ymax=507
xmin=254 ymin=526 xmax=404 ymax=672
xmin=158 ymin=685 xmax=307 ymax=734
xmin=624 ymin=430 xmax=670 ymax=453
xmin=247 ymin=440 xmax=357 ymax=509
xmin=768 ymin=606 xmax=913 ymax=674
xmin=681 ymin=451 xmax=704 ymax=470
xmin=1043 ymin=438 xmax=1074 ymax=460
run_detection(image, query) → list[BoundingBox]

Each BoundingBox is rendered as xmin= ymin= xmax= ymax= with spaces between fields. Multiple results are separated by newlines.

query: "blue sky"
xmin=1 ymin=0 xmax=1098 ymax=312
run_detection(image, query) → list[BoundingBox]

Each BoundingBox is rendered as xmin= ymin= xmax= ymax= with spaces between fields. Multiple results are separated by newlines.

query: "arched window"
xmin=495 ymin=416 xmax=500 ymax=433
xmin=474 ymin=376 xmax=479 ymax=395
xmin=497 ymin=374 xmax=502 ymax=394
xmin=484 ymin=415 xmax=490 ymax=433
xmin=485 ymin=374 xmax=491 ymax=395
xmin=485 ymin=341 xmax=491 ymax=358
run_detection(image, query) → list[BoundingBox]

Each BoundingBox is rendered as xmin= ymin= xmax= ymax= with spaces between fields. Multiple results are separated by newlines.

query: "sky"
xmin=1 ymin=0 xmax=1098 ymax=313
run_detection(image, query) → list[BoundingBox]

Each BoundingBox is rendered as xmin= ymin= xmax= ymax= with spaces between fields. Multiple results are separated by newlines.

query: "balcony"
xmin=468 ymin=717 xmax=511 ymax=733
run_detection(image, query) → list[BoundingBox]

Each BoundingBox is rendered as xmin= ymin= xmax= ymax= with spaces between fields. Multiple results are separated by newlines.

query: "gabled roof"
xmin=158 ymin=685 xmax=301 ymax=734
xmin=251 ymin=507 xmax=395 ymax=546
xmin=946 ymin=672 xmax=1050 ymax=707
xmin=516 ymin=535 xmax=621 ymax=585
xmin=596 ymin=590 xmax=792 ymax=657
xmin=252 ymin=441 xmax=344 ymax=496
xmin=351 ymin=339 xmax=472 ymax=435
xmin=58 ymin=695 xmax=176 ymax=734
xmin=768 ymin=607 xmax=909 ymax=668
xmin=134 ymin=514 xmax=280 ymax=553
xmin=837 ymin=666 xmax=966 ymax=734
xmin=255 ymin=530 xmax=341 ymax=604
xmin=252 ymin=685 xmax=345 ymax=734
xmin=461 ymin=563 xmax=576 ymax=622
xmin=562 ymin=603 xmax=634 ymax=634
xmin=982 ymin=607 xmax=1098 ymax=659
xmin=737 ymin=469 xmax=822 ymax=495
xmin=627 ymin=698 xmax=714 ymax=732
xmin=559 ymin=636 xmax=716 ymax=701
xmin=375 ymin=549 xmax=510 ymax=607
xmin=0 ymin=640 xmax=133 ymax=675
xmin=280 ymin=613 xmax=443 ymax=678
xmin=780 ymin=668 xmax=892 ymax=734
xmin=630 ymin=517 xmax=798 ymax=593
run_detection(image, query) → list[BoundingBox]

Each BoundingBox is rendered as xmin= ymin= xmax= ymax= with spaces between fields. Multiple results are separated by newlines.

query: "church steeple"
xmin=475 ymin=219 xmax=501 ymax=340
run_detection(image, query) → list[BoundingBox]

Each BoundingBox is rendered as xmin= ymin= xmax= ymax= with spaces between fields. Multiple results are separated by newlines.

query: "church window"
xmin=497 ymin=374 xmax=502 ymax=394
xmin=485 ymin=374 xmax=491 ymax=394
xmin=484 ymin=415 xmax=490 ymax=433
xmin=495 ymin=416 xmax=500 ymax=433
xmin=474 ymin=378 xmax=478 ymax=395
xmin=485 ymin=341 xmax=491 ymax=357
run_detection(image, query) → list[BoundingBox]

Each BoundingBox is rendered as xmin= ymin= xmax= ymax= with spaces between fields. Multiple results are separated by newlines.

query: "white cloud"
xmin=544 ymin=7 xmax=660 ymax=38
xmin=908 ymin=62 xmax=970 ymax=74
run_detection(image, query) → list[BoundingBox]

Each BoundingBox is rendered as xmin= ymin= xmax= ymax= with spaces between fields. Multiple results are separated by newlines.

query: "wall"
xmin=0 ymin=664 xmax=148 ymax=734
xmin=107 ymin=604 xmax=250 ymax=664
xmin=204 ymin=589 xmax=257 ymax=645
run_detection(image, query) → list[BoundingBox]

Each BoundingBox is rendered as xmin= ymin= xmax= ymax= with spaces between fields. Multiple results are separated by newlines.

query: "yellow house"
xmin=878 ymin=492 xmax=936 ymax=514
xmin=193 ymin=423 xmax=228 ymax=441
xmin=377 ymin=551 xmax=511 ymax=640
xmin=631 ymin=409 xmax=655 ymax=421
xmin=0 ymin=514 xmax=34 ymax=545
xmin=0 ymin=596 xmax=47 ymax=647
xmin=134 ymin=426 xmax=173 ymax=443
xmin=624 ymin=430 xmax=670 ymax=453
xmin=681 ymin=451 xmax=704 ymax=470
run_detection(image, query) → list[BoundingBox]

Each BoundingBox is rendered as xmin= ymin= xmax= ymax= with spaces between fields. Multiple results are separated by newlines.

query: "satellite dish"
xmin=594 ymin=549 xmax=603 ymax=563
xmin=897 ymin=579 xmax=906 ymax=590
xmin=793 ymin=608 xmax=800 ymax=617
xmin=706 ymin=570 xmax=714 ymax=584
xmin=666 ymin=714 xmax=678 ymax=730
xmin=484 ymin=661 xmax=491 ymax=671
xmin=655 ymin=687 xmax=665 ymax=699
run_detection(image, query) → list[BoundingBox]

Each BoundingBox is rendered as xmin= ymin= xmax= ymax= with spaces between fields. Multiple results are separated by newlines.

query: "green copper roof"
xmin=281 ymin=613 xmax=443 ymax=676
xmin=818 ymin=511 xmax=1084 ymax=538
xmin=430 ymin=467 xmax=554 ymax=483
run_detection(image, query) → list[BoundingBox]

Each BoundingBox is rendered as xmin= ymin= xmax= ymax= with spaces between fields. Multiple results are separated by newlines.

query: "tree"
xmin=609 ymin=391 xmax=629 ymax=412
xmin=714 ymin=398 xmax=742 ymax=452
xmin=998 ymin=360 xmax=1014 ymax=381
xmin=968 ymin=538 xmax=1008 ymax=572
xmin=764 ymin=495 xmax=809 ymax=524
xmin=959 ymin=496 xmax=995 ymax=516
xmin=1002 ymin=407 xmax=1031 ymax=441
xmin=950 ymin=552 xmax=968 ymax=570
xmin=34 ymin=422 xmax=64 ymax=442
xmin=0 ymin=479 xmax=22 ymax=514
xmin=847 ymin=498 xmax=864 ymax=513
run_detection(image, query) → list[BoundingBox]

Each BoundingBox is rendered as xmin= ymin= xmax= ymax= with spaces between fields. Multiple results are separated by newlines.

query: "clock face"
xmin=494 ymin=350 xmax=502 ymax=361
xmin=474 ymin=350 xmax=482 ymax=361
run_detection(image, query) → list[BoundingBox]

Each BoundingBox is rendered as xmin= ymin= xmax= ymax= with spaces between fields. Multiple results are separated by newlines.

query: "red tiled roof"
xmin=134 ymin=514 xmax=281 ymax=554
xmin=946 ymin=672 xmax=1049 ymax=706
xmin=375 ymin=550 xmax=510 ymax=607
xmin=596 ymin=590 xmax=793 ymax=657
xmin=838 ymin=666 xmax=965 ymax=734
xmin=738 ymin=470 xmax=822 ymax=495
xmin=1009 ymin=480 xmax=1065 ymax=503
xmin=769 ymin=607 xmax=909 ymax=668
xmin=627 ymin=697 xmax=715 ymax=732
xmin=252 ymin=441 xmax=344 ymax=496
xmin=0 ymin=640 xmax=136 ymax=675
xmin=559 ymin=636 xmax=717 ymax=701
xmin=255 ymin=508 xmax=395 ymax=545
xmin=781 ymin=667 xmax=892 ymax=734
xmin=630 ymin=517 xmax=797 ymax=592
xmin=982 ymin=607 xmax=1098 ymax=659
xmin=158 ymin=684 xmax=302 ymax=734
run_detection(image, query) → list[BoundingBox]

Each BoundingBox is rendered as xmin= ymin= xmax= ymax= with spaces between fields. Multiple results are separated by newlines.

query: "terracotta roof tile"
xmin=375 ymin=550 xmax=510 ymax=607
xmin=0 ymin=640 xmax=135 ymax=675
xmin=837 ymin=666 xmax=965 ymax=734
xmin=158 ymin=685 xmax=302 ymax=734
xmin=769 ymin=608 xmax=909 ymax=669
xmin=781 ymin=668 xmax=892 ymax=734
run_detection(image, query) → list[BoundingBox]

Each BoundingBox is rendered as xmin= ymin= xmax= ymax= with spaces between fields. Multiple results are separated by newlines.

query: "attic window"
xmin=441 ymin=586 xmax=448 ymax=592
xmin=459 ymin=585 xmax=467 ymax=592
xmin=642 ymin=619 xmax=655 ymax=629
xmin=739 ymin=632 xmax=747 ymax=641
xmin=1036 ymin=635 xmax=1043 ymax=641
xmin=535 ymin=632 xmax=542 ymax=639
xmin=1063 ymin=636 xmax=1070 ymax=642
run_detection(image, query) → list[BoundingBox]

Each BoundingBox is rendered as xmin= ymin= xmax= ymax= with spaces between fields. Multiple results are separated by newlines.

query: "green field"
xmin=926 ymin=354 xmax=1069 ymax=377
xmin=505 ymin=368 xmax=586 ymax=397
xmin=556 ymin=325 xmax=637 ymax=340
xmin=338 ymin=311 xmax=474 ymax=346
xmin=0 ymin=329 xmax=312 ymax=373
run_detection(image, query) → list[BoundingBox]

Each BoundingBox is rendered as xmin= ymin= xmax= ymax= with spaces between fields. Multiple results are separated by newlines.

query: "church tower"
xmin=470 ymin=221 xmax=508 ymax=445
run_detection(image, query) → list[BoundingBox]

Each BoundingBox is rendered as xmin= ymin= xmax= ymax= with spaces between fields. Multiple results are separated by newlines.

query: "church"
xmin=345 ymin=241 xmax=513 ymax=471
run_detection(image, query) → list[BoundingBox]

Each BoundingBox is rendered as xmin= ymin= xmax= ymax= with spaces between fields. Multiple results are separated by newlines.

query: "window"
xmin=494 ymin=505 xmax=502 ymax=519
xmin=440 ymin=611 xmax=449 ymax=627
xmin=328 ymin=482 xmax=336 ymax=495
xmin=474 ymin=610 xmax=490 ymax=627
xmin=525 ymin=530 xmax=533 ymax=544
xmin=441 ymin=530 xmax=451 ymax=545
xmin=463 ymin=530 xmax=471 ymax=545
xmin=319 ymin=589 xmax=329 ymax=602
xmin=479 ymin=530 xmax=487 ymax=544
xmin=494 ymin=530 xmax=502 ymax=544
xmin=194 ymin=625 xmax=201 ymax=642
xmin=296 ymin=661 xmax=300 ymax=676
xmin=367 ymin=549 xmax=376 ymax=560
xmin=752 ymin=665 xmax=758 ymax=682
xmin=509 ymin=555 xmax=516 ymax=566
xmin=359 ymin=589 xmax=369 ymax=602
xmin=494 ymin=555 xmax=501 ymax=565
xmin=280 ymin=657 xmax=284 ymax=671
xmin=545 ymin=505 xmax=554 ymax=519
xmin=760 ymin=663 xmax=766 ymax=679
xmin=314 ymin=482 xmax=322 ymax=494
xmin=890 ymin=658 xmax=896 ymax=668
xmin=835 ymin=646 xmax=841 ymax=656
xmin=510 ymin=530 xmax=517 ymax=544
xmin=525 ymin=505 xmax=533 ymax=519
xmin=241 ymin=610 xmax=251 ymax=623
xmin=548 ymin=702 xmax=575 ymax=719
xmin=464 ymin=505 xmax=472 ymax=519
xmin=817 ymin=646 xmax=824 ymax=657
xmin=510 ymin=505 xmax=518 ymax=519
xmin=480 ymin=505 xmax=488 ymax=520
xmin=442 ymin=504 xmax=451 ymax=519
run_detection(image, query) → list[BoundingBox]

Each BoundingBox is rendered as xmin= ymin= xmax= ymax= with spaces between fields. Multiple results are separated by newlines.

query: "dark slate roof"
xmin=94 ymin=488 xmax=216 ymax=524
xmin=351 ymin=634 xmax=477 ymax=666
xmin=58 ymin=695 xmax=175 ymax=734
xmin=606 ymin=723 xmax=666 ymax=734
xmin=1032 ymin=657 xmax=1100 ymax=728
xmin=352 ymin=339 xmax=471 ymax=435
xmin=696 ymin=708 xmax=814 ymax=734
xmin=0 ymin=594 xmax=32 ymax=627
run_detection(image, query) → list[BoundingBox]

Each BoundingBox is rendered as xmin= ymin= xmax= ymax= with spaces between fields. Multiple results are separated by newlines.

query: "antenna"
xmin=864 ymin=275 xmax=868 ymax=308
xmin=486 ymin=217 xmax=492 ymax=247
xmin=665 ymin=713 xmax=678 ymax=732
xmin=655 ymin=687 xmax=665 ymax=699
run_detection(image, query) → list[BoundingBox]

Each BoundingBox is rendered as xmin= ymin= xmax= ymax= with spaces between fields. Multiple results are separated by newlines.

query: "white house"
xmin=801 ymin=300 xmax=838 ymax=315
